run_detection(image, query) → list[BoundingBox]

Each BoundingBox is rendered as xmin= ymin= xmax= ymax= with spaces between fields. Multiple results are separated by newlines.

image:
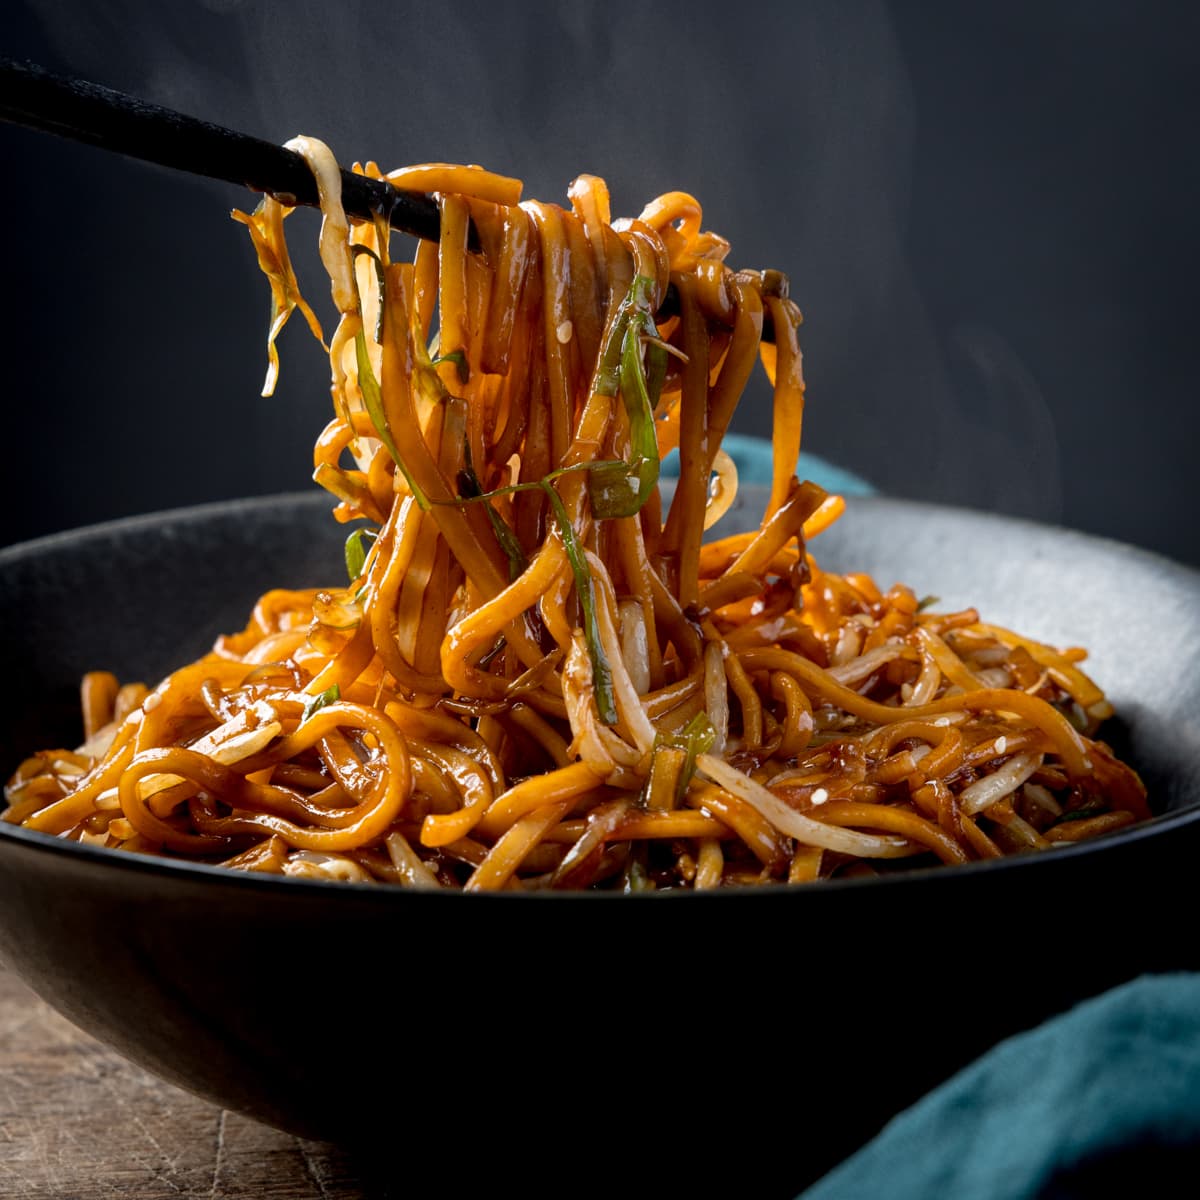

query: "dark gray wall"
xmin=3 ymin=0 xmax=1197 ymax=565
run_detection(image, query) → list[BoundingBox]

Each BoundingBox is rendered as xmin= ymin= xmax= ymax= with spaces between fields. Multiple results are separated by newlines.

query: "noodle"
xmin=3 ymin=144 xmax=1148 ymax=889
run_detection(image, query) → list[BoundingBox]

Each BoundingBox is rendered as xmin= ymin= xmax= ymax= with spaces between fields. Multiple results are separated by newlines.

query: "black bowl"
xmin=1 ymin=491 xmax=1198 ymax=1198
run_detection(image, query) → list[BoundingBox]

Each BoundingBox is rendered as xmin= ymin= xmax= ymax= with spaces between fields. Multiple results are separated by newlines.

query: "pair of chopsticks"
xmin=0 ymin=57 xmax=441 ymax=239
xmin=6 ymin=58 xmax=786 ymax=335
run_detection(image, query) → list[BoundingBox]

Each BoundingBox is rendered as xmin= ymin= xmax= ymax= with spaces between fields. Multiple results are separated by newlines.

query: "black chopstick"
xmin=2 ymin=59 xmax=785 ymax=337
xmin=0 ymin=58 xmax=446 ymax=242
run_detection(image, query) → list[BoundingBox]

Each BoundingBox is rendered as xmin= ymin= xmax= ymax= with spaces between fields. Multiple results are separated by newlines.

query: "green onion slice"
xmin=656 ymin=712 xmax=717 ymax=804
xmin=354 ymin=328 xmax=429 ymax=510
xmin=302 ymin=684 xmax=341 ymax=724
xmin=344 ymin=527 xmax=378 ymax=583
xmin=541 ymin=482 xmax=617 ymax=726
xmin=588 ymin=276 xmax=664 ymax=519
xmin=458 ymin=465 xmax=527 ymax=581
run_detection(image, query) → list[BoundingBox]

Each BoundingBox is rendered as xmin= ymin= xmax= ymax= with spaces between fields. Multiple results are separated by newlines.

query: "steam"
xmin=17 ymin=0 xmax=1063 ymax=520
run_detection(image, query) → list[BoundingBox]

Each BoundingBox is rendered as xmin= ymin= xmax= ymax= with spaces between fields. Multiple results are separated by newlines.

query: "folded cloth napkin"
xmin=659 ymin=433 xmax=874 ymax=496
xmin=800 ymin=973 xmax=1200 ymax=1199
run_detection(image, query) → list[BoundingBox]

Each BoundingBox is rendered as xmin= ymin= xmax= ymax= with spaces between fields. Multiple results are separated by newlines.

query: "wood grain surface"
xmin=0 ymin=968 xmax=390 ymax=1199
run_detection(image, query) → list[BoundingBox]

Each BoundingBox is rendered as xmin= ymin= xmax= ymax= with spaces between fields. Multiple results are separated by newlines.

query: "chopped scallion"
xmin=655 ymin=712 xmax=717 ymax=804
xmin=344 ymin=527 xmax=379 ymax=583
xmin=541 ymin=483 xmax=617 ymax=726
xmin=431 ymin=348 xmax=469 ymax=385
xmin=588 ymin=275 xmax=663 ymax=519
xmin=354 ymin=328 xmax=430 ymax=510
xmin=458 ymin=466 xmax=527 ymax=581
xmin=302 ymin=684 xmax=341 ymax=723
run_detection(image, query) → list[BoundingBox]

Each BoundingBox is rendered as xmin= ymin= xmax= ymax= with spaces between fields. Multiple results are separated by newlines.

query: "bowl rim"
xmin=0 ymin=489 xmax=330 ymax=563
xmin=4 ymin=487 xmax=1200 ymax=581
xmin=2 ymin=489 xmax=1197 ymax=902
xmin=2 ymin=798 xmax=1198 ymax=902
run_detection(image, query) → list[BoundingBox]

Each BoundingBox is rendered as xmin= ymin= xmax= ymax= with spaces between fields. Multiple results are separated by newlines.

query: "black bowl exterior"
xmin=1 ymin=492 xmax=1199 ymax=1195
xmin=2 ymin=814 xmax=1200 ymax=1195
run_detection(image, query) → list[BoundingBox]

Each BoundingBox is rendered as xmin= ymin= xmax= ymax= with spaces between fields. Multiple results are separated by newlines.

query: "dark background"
xmin=2 ymin=0 xmax=1197 ymax=566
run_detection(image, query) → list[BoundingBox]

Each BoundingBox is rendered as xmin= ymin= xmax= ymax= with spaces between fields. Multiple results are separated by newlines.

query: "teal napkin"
xmin=801 ymin=973 xmax=1200 ymax=1199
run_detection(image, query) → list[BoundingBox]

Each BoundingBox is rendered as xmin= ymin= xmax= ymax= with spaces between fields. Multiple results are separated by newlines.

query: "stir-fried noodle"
xmin=4 ymin=145 xmax=1148 ymax=888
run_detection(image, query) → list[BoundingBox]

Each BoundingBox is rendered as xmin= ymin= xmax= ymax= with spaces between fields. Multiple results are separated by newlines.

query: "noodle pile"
xmin=3 ymin=146 xmax=1148 ymax=889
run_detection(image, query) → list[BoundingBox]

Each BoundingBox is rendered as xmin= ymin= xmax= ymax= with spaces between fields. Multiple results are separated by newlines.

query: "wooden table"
xmin=0 ymin=968 xmax=381 ymax=1199
xmin=1 ymin=963 xmax=837 ymax=1198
